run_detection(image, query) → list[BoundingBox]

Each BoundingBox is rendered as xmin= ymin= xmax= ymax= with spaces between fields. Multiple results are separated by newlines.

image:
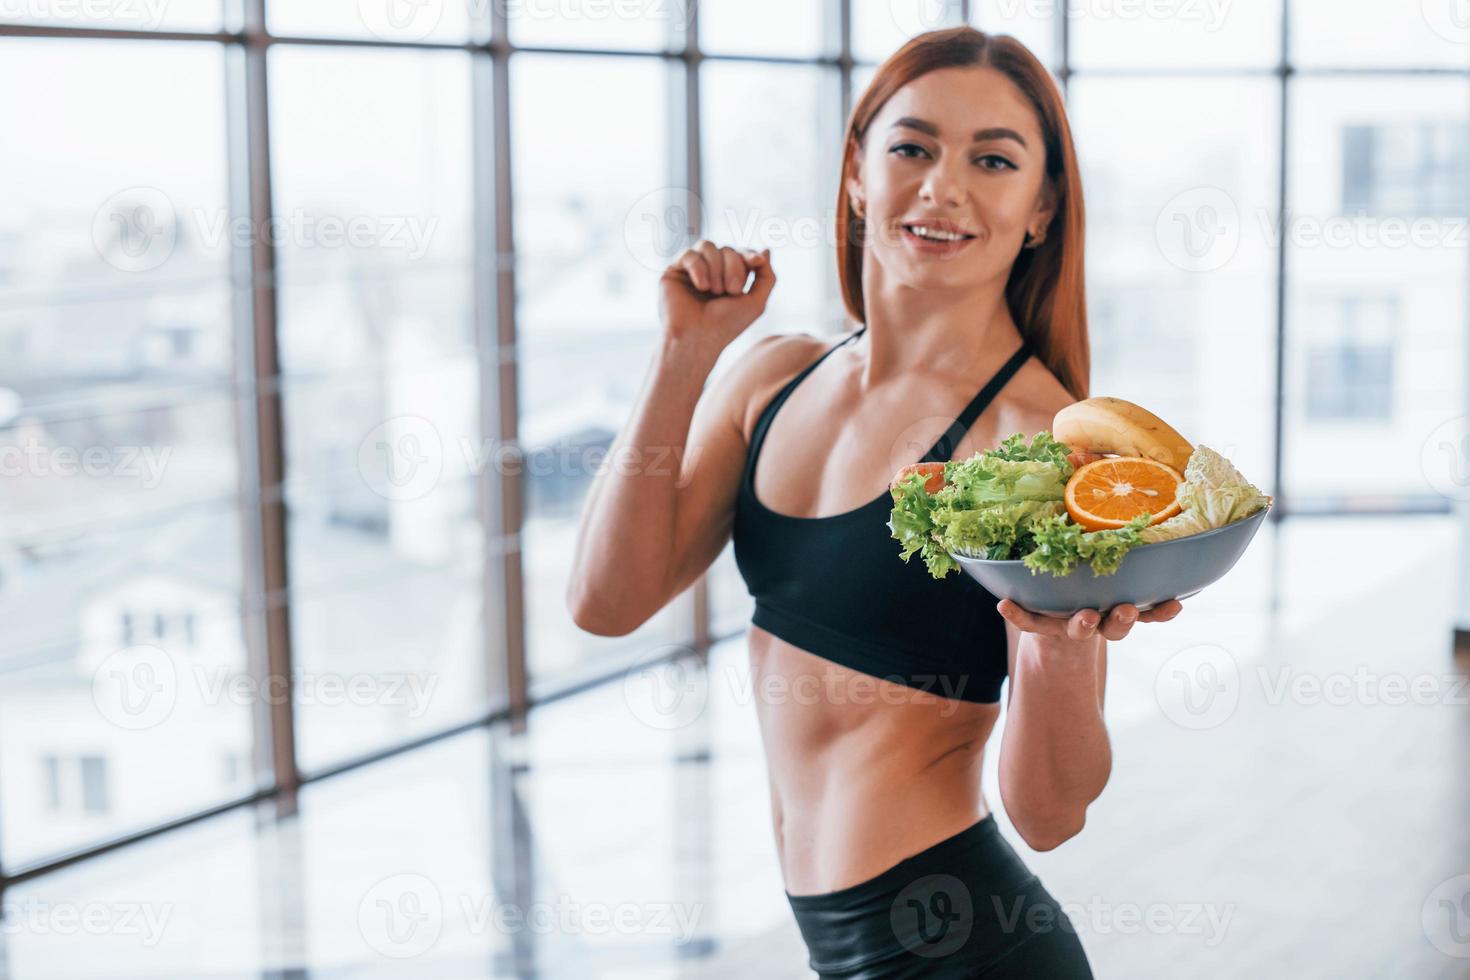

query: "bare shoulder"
xmin=996 ymin=355 xmax=1077 ymax=437
xmin=719 ymin=329 xmax=844 ymax=440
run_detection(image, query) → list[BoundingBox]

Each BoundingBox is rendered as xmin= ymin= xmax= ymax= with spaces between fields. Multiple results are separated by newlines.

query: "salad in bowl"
xmin=887 ymin=397 xmax=1272 ymax=615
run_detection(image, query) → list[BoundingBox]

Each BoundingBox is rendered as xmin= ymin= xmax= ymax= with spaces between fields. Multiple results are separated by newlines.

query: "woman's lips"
xmin=901 ymin=224 xmax=976 ymax=256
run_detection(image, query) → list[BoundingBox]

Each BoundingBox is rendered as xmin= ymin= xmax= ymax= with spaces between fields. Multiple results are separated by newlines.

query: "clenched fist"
xmin=659 ymin=240 xmax=778 ymax=356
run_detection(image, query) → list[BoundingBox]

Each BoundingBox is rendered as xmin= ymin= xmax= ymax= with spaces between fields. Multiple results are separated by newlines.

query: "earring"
xmin=1024 ymin=230 xmax=1044 ymax=248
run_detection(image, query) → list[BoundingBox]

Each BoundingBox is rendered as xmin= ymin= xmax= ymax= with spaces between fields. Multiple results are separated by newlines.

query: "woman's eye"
xmin=976 ymin=155 xmax=1016 ymax=172
xmin=889 ymin=143 xmax=927 ymax=158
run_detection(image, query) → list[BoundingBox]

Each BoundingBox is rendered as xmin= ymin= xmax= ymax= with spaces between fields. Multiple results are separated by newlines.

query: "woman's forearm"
xmin=997 ymin=632 xmax=1112 ymax=850
xmin=566 ymin=335 xmax=720 ymax=634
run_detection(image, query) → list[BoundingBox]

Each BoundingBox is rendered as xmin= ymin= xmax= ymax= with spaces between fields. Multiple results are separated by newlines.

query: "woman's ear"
xmin=845 ymin=142 xmax=866 ymax=218
xmin=1031 ymin=178 xmax=1059 ymax=234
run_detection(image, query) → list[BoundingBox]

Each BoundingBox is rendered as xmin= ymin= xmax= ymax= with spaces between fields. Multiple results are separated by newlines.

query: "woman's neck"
xmin=852 ymin=272 xmax=1024 ymax=390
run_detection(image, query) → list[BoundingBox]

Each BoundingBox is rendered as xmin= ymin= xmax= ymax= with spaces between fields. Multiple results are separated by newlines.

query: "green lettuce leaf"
xmin=889 ymin=432 xmax=1078 ymax=577
xmin=1022 ymin=512 xmax=1153 ymax=578
xmin=887 ymin=471 xmax=956 ymax=578
xmin=935 ymin=499 xmax=1066 ymax=561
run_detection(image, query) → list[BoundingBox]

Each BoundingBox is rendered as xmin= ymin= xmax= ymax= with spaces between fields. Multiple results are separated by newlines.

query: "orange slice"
xmin=1064 ymin=456 xmax=1183 ymax=531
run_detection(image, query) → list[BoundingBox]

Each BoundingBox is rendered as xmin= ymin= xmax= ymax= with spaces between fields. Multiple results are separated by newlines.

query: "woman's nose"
xmin=919 ymin=162 xmax=965 ymax=208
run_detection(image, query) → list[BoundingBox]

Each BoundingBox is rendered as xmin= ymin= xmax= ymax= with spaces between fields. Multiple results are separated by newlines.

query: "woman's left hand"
xmin=997 ymin=598 xmax=1184 ymax=643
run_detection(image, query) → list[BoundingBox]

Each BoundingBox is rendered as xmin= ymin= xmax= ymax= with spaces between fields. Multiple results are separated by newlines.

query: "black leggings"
xmin=784 ymin=814 xmax=1094 ymax=979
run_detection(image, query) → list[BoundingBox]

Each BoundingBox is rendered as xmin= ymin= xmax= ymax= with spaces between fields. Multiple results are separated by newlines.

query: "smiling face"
xmin=846 ymin=65 xmax=1057 ymax=288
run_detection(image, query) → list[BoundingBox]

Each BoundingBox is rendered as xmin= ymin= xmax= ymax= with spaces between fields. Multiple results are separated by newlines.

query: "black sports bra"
xmin=731 ymin=326 xmax=1033 ymax=704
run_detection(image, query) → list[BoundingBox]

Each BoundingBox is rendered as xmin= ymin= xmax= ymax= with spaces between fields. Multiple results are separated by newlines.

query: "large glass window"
xmin=1069 ymin=76 xmax=1280 ymax=496
xmin=268 ymin=46 xmax=484 ymax=773
xmin=7 ymin=0 xmax=1468 ymax=880
xmin=700 ymin=61 xmax=844 ymax=342
xmin=0 ymin=0 xmax=220 ymax=31
xmin=1292 ymin=0 xmax=1470 ymax=68
xmin=512 ymin=53 xmax=688 ymax=693
xmin=699 ymin=0 xmax=832 ymax=58
xmin=1284 ymin=77 xmax=1469 ymax=505
xmin=1069 ymin=0 xmax=1281 ymax=68
xmin=508 ymin=0 xmax=681 ymax=50
xmin=0 ymin=39 xmax=252 ymax=865
xmin=267 ymin=0 xmax=473 ymax=44
xmin=699 ymin=60 xmax=845 ymax=639
xmin=971 ymin=1 xmax=1054 ymax=69
xmin=853 ymin=0 xmax=956 ymax=63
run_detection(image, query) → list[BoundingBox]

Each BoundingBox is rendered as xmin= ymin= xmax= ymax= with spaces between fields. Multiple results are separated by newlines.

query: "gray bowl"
xmin=951 ymin=504 xmax=1271 ymax=617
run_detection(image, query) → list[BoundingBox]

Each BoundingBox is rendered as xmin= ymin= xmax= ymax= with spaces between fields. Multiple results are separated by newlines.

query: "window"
xmin=700 ymin=0 xmax=832 ymax=58
xmin=268 ymin=46 xmax=485 ymax=774
xmin=513 ymin=53 xmax=689 ymax=694
xmin=37 ymin=755 xmax=112 ymax=818
xmin=0 ymin=38 xmax=254 ymax=866
xmin=1341 ymin=123 xmax=1470 ymax=218
xmin=1069 ymin=0 xmax=1280 ymax=68
xmin=853 ymin=0 xmax=956 ymax=62
xmin=0 ymin=0 xmax=220 ymax=31
xmin=700 ymin=61 xmax=845 ymax=343
xmin=1292 ymin=0 xmax=1470 ymax=68
xmin=1288 ymin=77 xmax=1468 ymax=502
xmin=1303 ymin=296 xmax=1395 ymax=422
xmin=508 ymin=0 xmax=680 ymax=50
xmin=79 ymin=757 xmax=109 ymax=815
xmin=1070 ymin=76 xmax=1279 ymax=494
xmin=267 ymin=0 xmax=472 ymax=43
xmin=10 ymin=0 xmax=1466 ymax=886
xmin=42 ymin=757 xmax=62 ymax=812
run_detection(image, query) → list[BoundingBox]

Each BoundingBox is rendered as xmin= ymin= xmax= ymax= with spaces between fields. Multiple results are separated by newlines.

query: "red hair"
xmin=836 ymin=26 xmax=1090 ymax=400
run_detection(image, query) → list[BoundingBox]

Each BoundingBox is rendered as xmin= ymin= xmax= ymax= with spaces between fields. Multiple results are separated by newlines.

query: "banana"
xmin=1052 ymin=397 xmax=1193 ymax=473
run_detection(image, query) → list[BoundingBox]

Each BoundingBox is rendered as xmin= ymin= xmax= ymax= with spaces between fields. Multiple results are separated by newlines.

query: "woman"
xmin=568 ymin=27 xmax=1183 ymax=978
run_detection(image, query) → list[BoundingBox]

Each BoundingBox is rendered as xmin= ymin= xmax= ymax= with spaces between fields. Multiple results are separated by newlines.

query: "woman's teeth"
xmin=906 ymin=225 xmax=970 ymax=241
